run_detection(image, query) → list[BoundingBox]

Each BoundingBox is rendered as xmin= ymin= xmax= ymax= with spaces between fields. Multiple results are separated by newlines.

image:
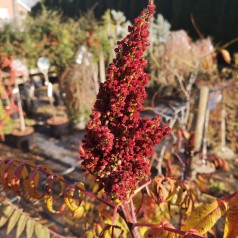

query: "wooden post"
xmin=99 ymin=49 xmax=106 ymax=83
xmin=194 ymin=86 xmax=209 ymax=152
xmin=92 ymin=62 xmax=99 ymax=94
xmin=221 ymin=101 xmax=226 ymax=149
xmin=16 ymin=87 xmax=26 ymax=132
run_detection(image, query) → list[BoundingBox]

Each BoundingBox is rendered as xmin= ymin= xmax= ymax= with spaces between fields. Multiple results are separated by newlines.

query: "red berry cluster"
xmin=80 ymin=1 xmax=170 ymax=202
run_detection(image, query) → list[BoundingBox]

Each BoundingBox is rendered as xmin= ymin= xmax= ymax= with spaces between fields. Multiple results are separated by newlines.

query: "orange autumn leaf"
xmin=220 ymin=49 xmax=231 ymax=64
xmin=224 ymin=194 xmax=238 ymax=238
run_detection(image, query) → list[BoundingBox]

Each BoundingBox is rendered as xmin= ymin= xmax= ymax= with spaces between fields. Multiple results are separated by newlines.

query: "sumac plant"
xmin=1 ymin=1 xmax=238 ymax=238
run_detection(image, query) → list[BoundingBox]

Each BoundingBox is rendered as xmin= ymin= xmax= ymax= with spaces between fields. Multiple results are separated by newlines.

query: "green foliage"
xmin=0 ymin=10 xmax=89 ymax=71
xmin=0 ymin=8 xmax=122 ymax=72
xmin=25 ymin=10 xmax=75 ymax=69
xmin=31 ymin=0 xmax=238 ymax=53
xmin=0 ymin=24 xmax=30 ymax=59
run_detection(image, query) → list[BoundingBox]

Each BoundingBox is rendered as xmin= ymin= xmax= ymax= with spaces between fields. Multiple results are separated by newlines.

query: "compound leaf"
xmin=182 ymin=199 xmax=227 ymax=234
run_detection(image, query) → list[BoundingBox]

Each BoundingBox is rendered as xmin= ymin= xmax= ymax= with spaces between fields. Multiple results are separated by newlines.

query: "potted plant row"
xmin=0 ymin=57 xmax=35 ymax=151
xmin=37 ymin=57 xmax=69 ymax=138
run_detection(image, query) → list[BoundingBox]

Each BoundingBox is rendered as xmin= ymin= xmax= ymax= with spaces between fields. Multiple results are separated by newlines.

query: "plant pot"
xmin=47 ymin=116 xmax=69 ymax=138
xmin=33 ymin=123 xmax=50 ymax=136
xmin=22 ymin=99 xmax=39 ymax=117
xmin=53 ymin=91 xmax=64 ymax=106
xmin=10 ymin=111 xmax=19 ymax=119
xmin=35 ymin=85 xmax=48 ymax=98
xmin=11 ymin=126 xmax=35 ymax=151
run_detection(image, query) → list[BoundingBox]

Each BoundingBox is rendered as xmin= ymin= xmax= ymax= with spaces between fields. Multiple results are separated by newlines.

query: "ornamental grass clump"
xmin=80 ymin=1 xmax=170 ymax=202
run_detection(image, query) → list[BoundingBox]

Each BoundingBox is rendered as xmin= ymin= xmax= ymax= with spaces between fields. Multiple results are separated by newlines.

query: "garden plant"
xmin=0 ymin=56 xmax=35 ymax=150
xmin=1 ymin=1 xmax=238 ymax=238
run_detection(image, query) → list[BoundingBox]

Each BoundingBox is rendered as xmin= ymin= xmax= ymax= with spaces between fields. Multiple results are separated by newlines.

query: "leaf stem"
xmin=121 ymin=203 xmax=141 ymax=238
xmin=222 ymin=191 xmax=238 ymax=202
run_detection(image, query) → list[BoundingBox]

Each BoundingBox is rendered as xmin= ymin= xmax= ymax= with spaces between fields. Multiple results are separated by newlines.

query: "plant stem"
xmin=221 ymin=97 xmax=226 ymax=149
xmin=130 ymin=197 xmax=137 ymax=224
xmin=49 ymin=96 xmax=56 ymax=119
xmin=222 ymin=191 xmax=238 ymax=202
xmin=44 ymin=75 xmax=56 ymax=119
xmin=202 ymin=108 xmax=210 ymax=161
xmin=121 ymin=203 xmax=141 ymax=238
xmin=99 ymin=49 xmax=106 ymax=83
xmin=16 ymin=86 xmax=26 ymax=131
